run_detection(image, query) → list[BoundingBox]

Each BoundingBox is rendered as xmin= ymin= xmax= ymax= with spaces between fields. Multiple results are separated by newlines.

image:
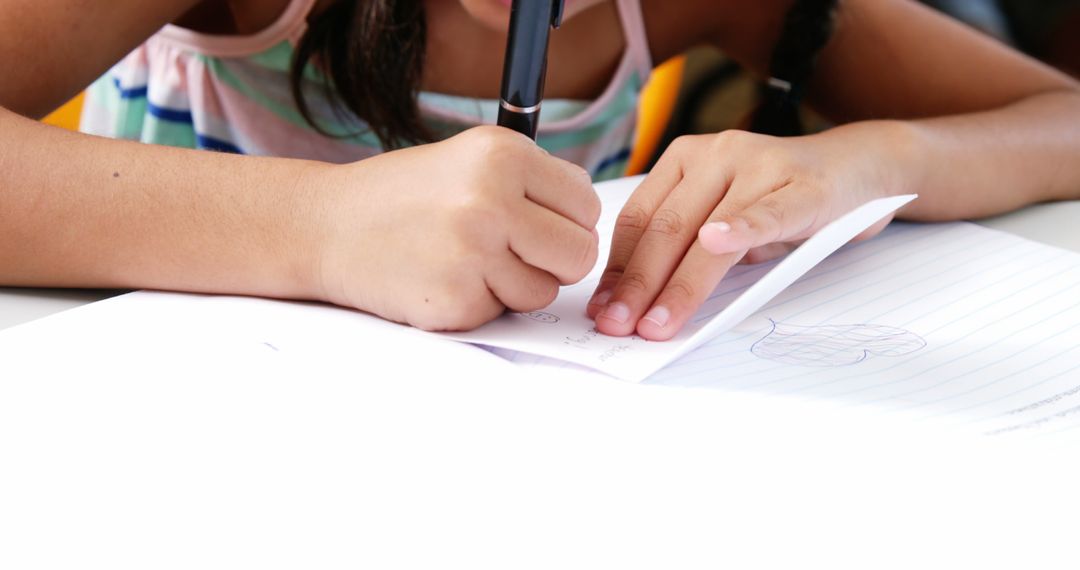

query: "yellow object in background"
xmin=42 ymin=92 xmax=85 ymax=131
xmin=627 ymin=55 xmax=685 ymax=176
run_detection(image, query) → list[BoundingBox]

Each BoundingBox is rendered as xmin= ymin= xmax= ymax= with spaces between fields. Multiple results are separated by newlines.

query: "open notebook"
xmin=1 ymin=176 xmax=1077 ymax=440
xmin=442 ymin=176 xmax=916 ymax=381
xmin=476 ymin=177 xmax=1080 ymax=440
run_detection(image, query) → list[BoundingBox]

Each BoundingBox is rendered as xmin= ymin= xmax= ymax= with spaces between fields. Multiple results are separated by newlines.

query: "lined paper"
xmin=3 ymin=173 xmax=1077 ymax=441
xmin=7 ymin=288 xmax=1080 ymax=568
xmin=493 ymin=218 xmax=1080 ymax=440
xmin=443 ymin=176 xmax=916 ymax=381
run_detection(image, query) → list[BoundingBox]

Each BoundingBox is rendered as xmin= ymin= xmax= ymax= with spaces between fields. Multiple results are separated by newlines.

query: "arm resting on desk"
xmin=0 ymin=107 xmax=327 ymax=300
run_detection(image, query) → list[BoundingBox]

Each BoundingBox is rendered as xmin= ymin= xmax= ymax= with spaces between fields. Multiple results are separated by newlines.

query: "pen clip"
xmin=551 ymin=0 xmax=565 ymax=28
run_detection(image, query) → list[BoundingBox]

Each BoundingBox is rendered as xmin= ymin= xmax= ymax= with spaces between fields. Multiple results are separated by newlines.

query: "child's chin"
xmin=458 ymin=0 xmax=512 ymax=32
xmin=460 ymin=0 xmax=586 ymax=32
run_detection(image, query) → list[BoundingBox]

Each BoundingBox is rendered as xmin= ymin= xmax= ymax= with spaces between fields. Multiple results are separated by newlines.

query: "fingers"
xmin=633 ymin=185 xmax=820 ymax=341
xmin=485 ymin=252 xmax=562 ymax=314
xmin=458 ymin=126 xmax=600 ymax=230
xmin=524 ymin=152 xmax=602 ymax=230
xmin=585 ymin=152 xmax=688 ymax=318
xmin=698 ymin=184 xmax=820 ymax=255
xmin=591 ymin=174 xmax=737 ymax=336
xmin=591 ymin=167 xmax=759 ymax=336
xmin=634 ymin=244 xmax=745 ymax=341
xmin=508 ymin=199 xmax=599 ymax=285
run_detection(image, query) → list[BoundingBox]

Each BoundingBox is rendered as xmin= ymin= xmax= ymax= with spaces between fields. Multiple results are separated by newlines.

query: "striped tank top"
xmin=80 ymin=0 xmax=653 ymax=181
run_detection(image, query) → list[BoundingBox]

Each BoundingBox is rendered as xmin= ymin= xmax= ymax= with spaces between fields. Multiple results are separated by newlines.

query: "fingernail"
xmin=642 ymin=305 xmax=670 ymax=329
xmin=590 ymin=289 xmax=612 ymax=307
xmin=600 ymin=302 xmax=630 ymax=324
xmin=706 ymin=221 xmax=732 ymax=233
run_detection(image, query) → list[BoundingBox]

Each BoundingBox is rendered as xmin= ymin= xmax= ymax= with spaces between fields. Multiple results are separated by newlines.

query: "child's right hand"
xmin=314 ymin=126 xmax=601 ymax=331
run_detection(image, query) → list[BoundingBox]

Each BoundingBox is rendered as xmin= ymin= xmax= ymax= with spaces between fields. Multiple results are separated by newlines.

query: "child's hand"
xmin=317 ymin=126 xmax=600 ymax=331
xmin=587 ymin=125 xmax=910 ymax=341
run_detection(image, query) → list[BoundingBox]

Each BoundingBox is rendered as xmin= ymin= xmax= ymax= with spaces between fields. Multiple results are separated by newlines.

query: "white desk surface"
xmin=4 ymin=200 xmax=1080 ymax=568
xmin=3 ymin=200 xmax=1080 ymax=331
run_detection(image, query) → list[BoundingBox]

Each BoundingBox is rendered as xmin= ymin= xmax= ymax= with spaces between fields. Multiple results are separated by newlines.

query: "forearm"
xmin=820 ymin=90 xmax=1080 ymax=222
xmin=0 ymin=106 xmax=329 ymax=299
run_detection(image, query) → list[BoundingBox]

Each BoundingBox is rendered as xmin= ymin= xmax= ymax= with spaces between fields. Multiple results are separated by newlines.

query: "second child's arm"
xmin=591 ymin=0 xmax=1080 ymax=340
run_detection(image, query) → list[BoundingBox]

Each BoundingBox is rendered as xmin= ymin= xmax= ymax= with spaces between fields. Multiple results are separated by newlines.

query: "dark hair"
xmin=749 ymin=0 xmax=840 ymax=136
xmin=290 ymin=0 xmax=431 ymax=149
xmin=289 ymin=0 xmax=837 ymax=149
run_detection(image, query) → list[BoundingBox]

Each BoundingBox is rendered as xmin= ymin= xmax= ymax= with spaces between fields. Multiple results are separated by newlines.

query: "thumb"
xmin=698 ymin=186 xmax=820 ymax=255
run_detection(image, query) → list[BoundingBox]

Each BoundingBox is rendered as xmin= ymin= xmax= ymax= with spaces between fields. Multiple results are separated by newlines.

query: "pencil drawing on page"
xmin=519 ymin=311 xmax=560 ymax=324
xmin=751 ymin=320 xmax=926 ymax=367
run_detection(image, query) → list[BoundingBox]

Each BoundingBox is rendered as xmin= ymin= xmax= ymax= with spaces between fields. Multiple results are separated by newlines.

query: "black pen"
xmin=497 ymin=0 xmax=565 ymax=140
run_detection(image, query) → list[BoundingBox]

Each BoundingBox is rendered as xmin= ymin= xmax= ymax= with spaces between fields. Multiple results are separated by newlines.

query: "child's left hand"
xmin=587 ymin=123 xmax=915 ymax=340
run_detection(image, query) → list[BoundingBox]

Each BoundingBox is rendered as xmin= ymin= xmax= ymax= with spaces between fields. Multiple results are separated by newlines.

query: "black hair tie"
xmin=750 ymin=0 xmax=839 ymax=137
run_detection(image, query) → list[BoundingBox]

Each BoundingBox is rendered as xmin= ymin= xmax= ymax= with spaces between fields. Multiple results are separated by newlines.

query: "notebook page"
xmin=441 ymin=176 xmax=915 ymax=381
xmin=666 ymin=221 xmax=1080 ymax=439
xmin=494 ymin=221 xmax=1080 ymax=440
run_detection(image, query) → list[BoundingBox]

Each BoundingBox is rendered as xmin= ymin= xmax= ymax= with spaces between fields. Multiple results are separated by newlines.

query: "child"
xmin=1 ymin=0 xmax=1078 ymax=341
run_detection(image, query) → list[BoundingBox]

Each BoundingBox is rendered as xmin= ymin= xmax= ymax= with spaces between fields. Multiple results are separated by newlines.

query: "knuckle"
xmin=618 ymin=270 xmax=651 ymax=294
xmin=559 ymin=157 xmax=590 ymax=179
xmin=615 ymin=202 xmax=652 ymax=234
xmin=598 ymin=267 xmax=625 ymax=288
xmin=570 ymin=236 xmax=599 ymax=281
xmin=748 ymin=199 xmax=787 ymax=241
xmin=462 ymin=126 xmax=525 ymax=164
xmin=758 ymin=198 xmax=787 ymax=226
xmin=465 ymin=124 xmax=509 ymax=144
xmin=606 ymin=240 xmax=640 ymax=271
xmin=757 ymin=197 xmax=785 ymax=220
xmin=669 ymin=134 xmax=703 ymax=154
xmin=562 ymin=170 xmax=602 ymax=225
xmin=459 ymin=126 xmax=498 ymax=151
xmin=644 ymin=208 xmax=687 ymax=239
xmin=531 ymin=275 xmax=560 ymax=309
xmin=583 ymin=189 xmax=602 ymax=227
xmin=711 ymin=129 xmax=752 ymax=151
xmin=503 ymin=270 xmax=559 ymax=314
xmin=669 ymin=135 xmax=692 ymax=153
xmin=664 ymin=276 xmax=697 ymax=302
